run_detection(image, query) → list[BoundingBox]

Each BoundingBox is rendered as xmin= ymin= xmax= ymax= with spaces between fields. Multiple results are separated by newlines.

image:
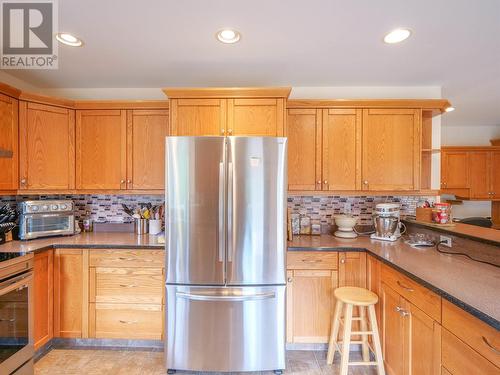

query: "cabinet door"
xmin=54 ymin=249 xmax=88 ymax=338
xmin=441 ymin=151 xmax=469 ymax=189
xmin=287 ymin=109 xmax=321 ymax=190
xmin=491 ymin=151 xmax=500 ymax=199
xmin=381 ymin=283 xmax=406 ymax=375
xmin=367 ymin=255 xmax=382 ymax=331
xmin=338 ymin=252 xmax=367 ymax=287
xmin=127 ymin=110 xmax=169 ymax=189
xmin=76 ymin=110 xmax=127 ymax=189
xmin=407 ymin=301 xmax=442 ymax=375
xmin=34 ymin=250 xmax=53 ymax=350
xmin=0 ymin=93 xmax=18 ymax=190
xmin=19 ymin=102 xmax=75 ymax=190
xmin=227 ymin=98 xmax=285 ymax=136
xmin=170 ymin=98 xmax=226 ymax=136
xmin=468 ymin=151 xmax=490 ymax=199
xmin=286 ymin=269 xmax=338 ymax=343
xmin=322 ymin=109 xmax=361 ymax=190
xmin=362 ymin=109 xmax=420 ymax=191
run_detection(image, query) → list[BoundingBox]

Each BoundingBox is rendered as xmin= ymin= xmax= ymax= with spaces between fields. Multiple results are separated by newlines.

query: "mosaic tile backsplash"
xmin=0 ymin=194 xmax=432 ymax=226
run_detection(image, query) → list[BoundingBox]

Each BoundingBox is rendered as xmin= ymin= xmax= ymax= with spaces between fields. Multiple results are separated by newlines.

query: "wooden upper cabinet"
xmin=19 ymin=102 xmax=75 ymax=190
xmin=127 ymin=110 xmax=169 ymax=190
xmin=170 ymin=98 xmax=226 ymax=136
xmin=227 ymin=98 xmax=285 ymax=136
xmin=287 ymin=109 xmax=321 ymax=190
xmin=362 ymin=109 xmax=421 ymax=191
xmin=468 ymin=152 xmax=490 ymax=199
xmin=165 ymin=87 xmax=290 ymax=137
xmin=322 ymin=109 xmax=361 ymax=191
xmin=76 ymin=110 xmax=127 ymax=190
xmin=441 ymin=150 xmax=469 ymax=190
xmin=491 ymin=151 xmax=500 ymax=198
xmin=0 ymin=93 xmax=18 ymax=191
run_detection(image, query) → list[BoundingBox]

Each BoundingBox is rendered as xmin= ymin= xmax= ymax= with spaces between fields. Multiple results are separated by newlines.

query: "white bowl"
xmin=334 ymin=215 xmax=358 ymax=231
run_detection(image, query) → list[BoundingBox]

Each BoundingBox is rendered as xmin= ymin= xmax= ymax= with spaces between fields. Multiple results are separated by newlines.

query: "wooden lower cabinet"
xmin=338 ymin=252 xmax=366 ymax=287
xmin=53 ymin=248 xmax=87 ymax=338
xmin=34 ymin=250 xmax=54 ymax=349
xmin=381 ymin=282 xmax=441 ymax=375
xmin=88 ymin=249 xmax=165 ymax=340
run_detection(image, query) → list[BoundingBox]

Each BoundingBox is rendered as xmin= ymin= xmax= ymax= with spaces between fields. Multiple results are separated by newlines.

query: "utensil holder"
xmin=135 ymin=218 xmax=149 ymax=235
xmin=149 ymin=219 xmax=162 ymax=235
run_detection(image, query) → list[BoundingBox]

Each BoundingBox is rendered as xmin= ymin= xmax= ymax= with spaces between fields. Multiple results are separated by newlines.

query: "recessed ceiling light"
xmin=383 ymin=28 xmax=411 ymax=44
xmin=56 ymin=32 xmax=83 ymax=47
xmin=216 ymin=29 xmax=241 ymax=44
xmin=445 ymin=106 xmax=455 ymax=113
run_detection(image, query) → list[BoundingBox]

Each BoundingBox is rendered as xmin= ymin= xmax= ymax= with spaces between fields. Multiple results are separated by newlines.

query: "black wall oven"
xmin=0 ymin=253 xmax=34 ymax=375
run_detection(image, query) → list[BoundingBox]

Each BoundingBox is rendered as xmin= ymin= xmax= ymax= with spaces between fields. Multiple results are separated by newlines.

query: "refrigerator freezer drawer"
xmin=166 ymin=285 xmax=286 ymax=372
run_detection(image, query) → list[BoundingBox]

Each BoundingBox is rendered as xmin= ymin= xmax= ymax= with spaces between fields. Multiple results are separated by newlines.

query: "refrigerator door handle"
xmin=227 ymin=161 xmax=234 ymax=262
xmin=218 ymin=161 xmax=225 ymax=263
xmin=176 ymin=291 xmax=275 ymax=302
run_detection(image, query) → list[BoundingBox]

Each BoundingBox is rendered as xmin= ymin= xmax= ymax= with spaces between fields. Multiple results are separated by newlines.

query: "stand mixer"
xmin=370 ymin=203 xmax=406 ymax=241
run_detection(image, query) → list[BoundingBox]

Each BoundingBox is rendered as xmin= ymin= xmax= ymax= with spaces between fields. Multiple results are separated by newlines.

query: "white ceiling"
xmin=4 ymin=0 xmax=500 ymax=127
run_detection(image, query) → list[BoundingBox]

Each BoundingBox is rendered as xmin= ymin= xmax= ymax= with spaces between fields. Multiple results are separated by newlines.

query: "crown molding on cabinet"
xmin=163 ymin=87 xmax=292 ymax=99
xmin=19 ymin=91 xmax=76 ymax=109
xmin=74 ymin=100 xmax=169 ymax=110
xmin=287 ymin=99 xmax=451 ymax=115
xmin=0 ymin=82 xmax=22 ymax=99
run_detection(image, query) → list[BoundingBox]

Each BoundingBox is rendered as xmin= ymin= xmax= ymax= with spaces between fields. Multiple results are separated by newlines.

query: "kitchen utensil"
xmin=135 ymin=218 xmax=149 ymax=235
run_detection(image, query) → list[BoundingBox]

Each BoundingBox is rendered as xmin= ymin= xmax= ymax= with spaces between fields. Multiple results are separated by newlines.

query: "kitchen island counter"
xmin=289 ymin=234 xmax=500 ymax=330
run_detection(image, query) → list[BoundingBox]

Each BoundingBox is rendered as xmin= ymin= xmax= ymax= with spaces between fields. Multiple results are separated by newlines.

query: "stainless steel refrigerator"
xmin=165 ymin=136 xmax=287 ymax=373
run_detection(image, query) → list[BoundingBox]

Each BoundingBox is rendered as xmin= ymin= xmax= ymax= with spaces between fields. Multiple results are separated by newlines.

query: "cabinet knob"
xmin=220 ymin=129 xmax=225 ymax=135
xmin=340 ymin=259 xmax=345 ymax=264
xmin=120 ymin=179 xmax=125 ymax=184
xmin=287 ymin=277 xmax=293 ymax=283
xmin=20 ymin=178 xmax=26 ymax=185
xmin=127 ymin=180 xmax=132 ymax=184
xmin=317 ymin=180 xmax=322 ymax=185
xmin=323 ymin=180 xmax=328 ymax=184
xmin=363 ymin=180 xmax=369 ymax=185
xmin=228 ymin=129 xmax=233 ymax=135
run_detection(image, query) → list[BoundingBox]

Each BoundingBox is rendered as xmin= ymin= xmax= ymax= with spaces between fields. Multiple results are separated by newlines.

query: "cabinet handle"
xmin=395 ymin=306 xmax=409 ymax=317
xmin=119 ymin=320 xmax=138 ymax=324
xmin=482 ymin=336 xmax=500 ymax=354
xmin=287 ymin=277 xmax=293 ymax=283
xmin=302 ymin=259 xmax=321 ymax=263
xmin=0 ymin=318 xmax=16 ymax=322
xmin=397 ymin=280 xmax=414 ymax=292
xmin=228 ymin=129 xmax=233 ymax=135
xmin=119 ymin=284 xmax=138 ymax=288
xmin=118 ymin=257 xmax=136 ymax=261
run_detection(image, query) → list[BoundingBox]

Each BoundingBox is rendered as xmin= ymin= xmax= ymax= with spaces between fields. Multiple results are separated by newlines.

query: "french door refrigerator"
xmin=165 ymin=136 xmax=287 ymax=373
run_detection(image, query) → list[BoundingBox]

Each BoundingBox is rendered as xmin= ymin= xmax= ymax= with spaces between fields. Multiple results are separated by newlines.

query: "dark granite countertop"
xmin=289 ymin=234 xmax=500 ymax=330
xmin=1 ymin=232 xmax=498 ymax=330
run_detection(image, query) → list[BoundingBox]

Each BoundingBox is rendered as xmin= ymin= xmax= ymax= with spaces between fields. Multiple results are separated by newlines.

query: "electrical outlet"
xmin=440 ymin=235 xmax=452 ymax=247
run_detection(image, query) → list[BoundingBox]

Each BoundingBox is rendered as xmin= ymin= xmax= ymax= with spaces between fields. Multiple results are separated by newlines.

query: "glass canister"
xmin=432 ymin=203 xmax=451 ymax=224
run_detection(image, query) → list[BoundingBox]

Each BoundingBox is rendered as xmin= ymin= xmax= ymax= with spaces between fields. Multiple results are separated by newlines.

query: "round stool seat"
xmin=334 ymin=286 xmax=378 ymax=306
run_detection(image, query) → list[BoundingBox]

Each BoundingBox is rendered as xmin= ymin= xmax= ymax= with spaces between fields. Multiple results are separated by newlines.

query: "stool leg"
xmin=340 ymin=303 xmax=353 ymax=375
xmin=360 ymin=306 xmax=370 ymax=362
xmin=327 ymin=300 xmax=343 ymax=364
xmin=368 ymin=304 xmax=386 ymax=375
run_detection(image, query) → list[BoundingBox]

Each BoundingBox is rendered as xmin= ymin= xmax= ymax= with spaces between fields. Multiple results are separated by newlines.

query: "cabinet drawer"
xmin=90 ymin=267 xmax=164 ymax=304
xmin=287 ymin=252 xmax=338 ymax=270
xmin=381 ymin=264 xmax=441 ymax=321
xmin=90 ymin=303 xmax=163 ymax=340
xmin=442 ymin=328 xmax=499 ymax=375
xmin=442 ymin=300 xmax=500 ymax=367
xmin=89 ymin=249 xmax=164 ymax=268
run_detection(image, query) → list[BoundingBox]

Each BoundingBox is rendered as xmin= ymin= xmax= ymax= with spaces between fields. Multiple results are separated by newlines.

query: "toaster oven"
xmin=18 ymin=200 xmax=75 ymax=240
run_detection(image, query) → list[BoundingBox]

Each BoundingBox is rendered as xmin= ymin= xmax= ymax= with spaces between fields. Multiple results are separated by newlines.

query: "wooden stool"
xmin=326 ymin=286 xmax=385 ymax=375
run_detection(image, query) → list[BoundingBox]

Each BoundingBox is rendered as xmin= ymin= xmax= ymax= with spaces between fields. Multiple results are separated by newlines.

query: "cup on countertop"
xmin=135 ymin=218 xmax=149 ymax=235
xmin=149 ymin=219 xmax=162 ymax=235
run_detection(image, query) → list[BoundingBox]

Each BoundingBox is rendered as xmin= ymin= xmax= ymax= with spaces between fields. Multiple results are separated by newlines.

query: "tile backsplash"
xmin=1 ymin=194 xmax=432 ymax=225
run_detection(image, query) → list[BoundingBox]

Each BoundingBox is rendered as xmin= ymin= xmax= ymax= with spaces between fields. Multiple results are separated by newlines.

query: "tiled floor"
xmin=34 ymin=349 xmax=377 ymax=375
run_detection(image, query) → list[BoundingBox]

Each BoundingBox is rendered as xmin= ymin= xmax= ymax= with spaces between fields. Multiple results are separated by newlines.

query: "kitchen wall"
xmin=1 ymin=194 xmax=431 ymax=228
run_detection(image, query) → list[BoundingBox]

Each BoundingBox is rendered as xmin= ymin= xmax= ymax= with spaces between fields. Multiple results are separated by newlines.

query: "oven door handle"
xmin=0 ymin=271 xmax=33 ymax=296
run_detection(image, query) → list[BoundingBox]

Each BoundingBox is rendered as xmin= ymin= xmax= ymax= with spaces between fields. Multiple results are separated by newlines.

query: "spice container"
xmin=291 ymin=214 xmax=300 ymax=235
xmin=299 ymin=215 xmax=311 ymax=235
